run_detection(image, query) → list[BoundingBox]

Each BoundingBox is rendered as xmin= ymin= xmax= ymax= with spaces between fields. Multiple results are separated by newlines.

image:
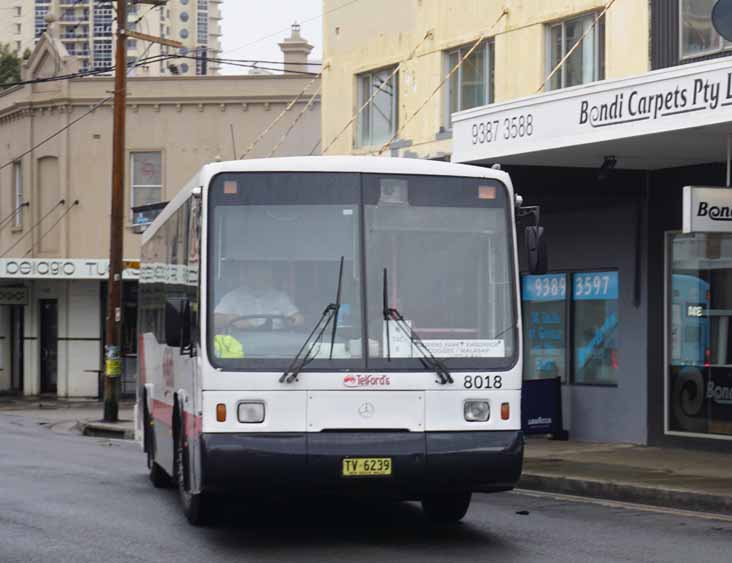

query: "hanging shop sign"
xmin=452 ymin=58 xmax=732 ymax=163
xmin=0 ymin=287 xmax=29 ymax=305
xmin=0 ymin=259 xmax=139 ymax=280
xmin=683 ymin=186 xmax=732 ymax=233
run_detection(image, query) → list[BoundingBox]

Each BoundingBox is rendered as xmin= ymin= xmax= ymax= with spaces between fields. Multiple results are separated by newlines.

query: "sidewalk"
xmin=0 ymin=396 xmax=135 ymax=439
xmin=521 ymin=437 xmax=732 ymax=515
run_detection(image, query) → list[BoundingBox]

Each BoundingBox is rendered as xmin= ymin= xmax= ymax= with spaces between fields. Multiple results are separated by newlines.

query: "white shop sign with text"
xmin=0 ymin=259 xmax=139 ymax=280
xmin=452 ymin=59 xmax=732 ymax=163
xmin=683 ymin=186 xmax=732 ymax=233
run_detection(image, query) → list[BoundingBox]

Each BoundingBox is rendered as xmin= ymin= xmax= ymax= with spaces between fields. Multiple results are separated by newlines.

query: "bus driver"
xmin=214 ymin=261 xmax=304 ymax=331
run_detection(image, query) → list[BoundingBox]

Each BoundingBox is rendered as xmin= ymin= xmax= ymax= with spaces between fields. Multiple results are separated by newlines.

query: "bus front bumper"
xmin=200 ymin=430 xmax=523 ymax=498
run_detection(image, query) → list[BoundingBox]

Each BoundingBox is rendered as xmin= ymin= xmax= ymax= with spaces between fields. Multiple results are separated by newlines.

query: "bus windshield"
xmin=207 ymin=171 xmax=517 ymax=371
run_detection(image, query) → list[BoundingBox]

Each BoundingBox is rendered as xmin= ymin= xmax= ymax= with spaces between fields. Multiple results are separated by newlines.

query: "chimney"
xmin=278 ymin=23 xmax=313 ymax=74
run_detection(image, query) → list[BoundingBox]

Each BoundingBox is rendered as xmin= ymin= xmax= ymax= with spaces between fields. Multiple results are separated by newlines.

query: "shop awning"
xmin=451 ymin=58 xmax=732 ymax=170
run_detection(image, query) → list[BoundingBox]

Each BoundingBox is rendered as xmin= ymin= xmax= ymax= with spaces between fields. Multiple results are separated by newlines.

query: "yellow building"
xmin=322 ymin=1 xmax=732 ymax=450
xmin=321 ymin=0 xmax=649 ymax=159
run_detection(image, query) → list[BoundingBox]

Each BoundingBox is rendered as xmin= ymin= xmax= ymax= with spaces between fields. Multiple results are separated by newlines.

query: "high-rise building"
xmin=0 ymin=0 xmax=222 ymax=76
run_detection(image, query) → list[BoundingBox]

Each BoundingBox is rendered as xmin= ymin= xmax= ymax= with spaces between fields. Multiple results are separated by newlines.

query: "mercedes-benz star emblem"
xmin=358 ymin=402 xmax=375 ymax=418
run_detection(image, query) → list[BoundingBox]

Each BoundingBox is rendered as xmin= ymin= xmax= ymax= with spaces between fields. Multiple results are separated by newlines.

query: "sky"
xmin=219 ymin=0 xmax=324 ymax=74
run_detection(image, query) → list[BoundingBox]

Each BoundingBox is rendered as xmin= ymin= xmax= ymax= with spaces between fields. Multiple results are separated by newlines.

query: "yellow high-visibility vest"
xmin=214 ymin=334 xmax=245 ymax=358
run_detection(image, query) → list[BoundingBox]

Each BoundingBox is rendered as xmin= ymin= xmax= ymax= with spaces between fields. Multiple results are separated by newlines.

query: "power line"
xmin=223 ymin=0 xmax=361 ymax=55
xmin=0 ymin=202 xmax=29 ymax=232
xmin=375 ymin=10 xmax=508 ymax=155
xmin=536 ymin=0 xmax=616 ymax=93
xmin=239 ymin=70 xmax=323 ymax=159
xmin=0 ymin=200 xmax=65 ymax=258
xmin=24 ymin=201 xmax=80 ymax=257
xmin=320 ymin=30 xmax=434 ymax=155
xmin=0 ymin=47 xmax=161 ymax=174
xmin=268 ymin=83 xmax=322 ymax=157
xmin=0 ymin=96 xmax=112 ymax=174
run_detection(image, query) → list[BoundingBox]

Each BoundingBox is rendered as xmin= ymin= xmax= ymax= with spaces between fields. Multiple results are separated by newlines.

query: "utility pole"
xmin=103 ymin=0 xmax=181 ymax=422
xmin=103 ymin=0 xmax=129 ymax=422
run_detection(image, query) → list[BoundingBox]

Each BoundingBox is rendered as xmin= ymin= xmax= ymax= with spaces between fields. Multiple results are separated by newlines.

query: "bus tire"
xmin=421 ymin=492 xmax=472 ymax=524
xmin=175 ymin=411 xmax=210 ymax=526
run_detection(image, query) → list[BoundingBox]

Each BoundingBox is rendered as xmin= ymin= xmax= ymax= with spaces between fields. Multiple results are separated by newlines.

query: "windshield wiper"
xmin=328 ymin=256 xmax=344 ymax=360
xmin=382 ymin=268 xmax=453 ymax=385
xmin=280 ymin=257 xmax=344 ymax=384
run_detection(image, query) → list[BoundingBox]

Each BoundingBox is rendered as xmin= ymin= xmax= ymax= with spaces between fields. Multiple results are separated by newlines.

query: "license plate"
xmin=342 ymin=457 xmax=392 ymax=477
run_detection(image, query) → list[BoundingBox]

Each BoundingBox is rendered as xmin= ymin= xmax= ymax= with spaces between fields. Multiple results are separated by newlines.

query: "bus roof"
xmin=143 ymin=156 xmax=511 ymax=243
xmin=200 ymin=156 xmax=507 ymax=179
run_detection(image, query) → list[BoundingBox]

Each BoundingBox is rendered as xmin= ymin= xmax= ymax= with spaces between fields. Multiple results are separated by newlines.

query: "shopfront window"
xmin=522 ymin=274 xmax=568 ymax=381
xmin=572 ymin=271 xmax=619 ymax=385
xmin=668 ymin=233 xmax=732 ymax=437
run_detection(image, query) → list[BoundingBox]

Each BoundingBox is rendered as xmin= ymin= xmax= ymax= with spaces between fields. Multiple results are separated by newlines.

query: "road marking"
xmin=512 ymin=488 xmax=732 ymax=524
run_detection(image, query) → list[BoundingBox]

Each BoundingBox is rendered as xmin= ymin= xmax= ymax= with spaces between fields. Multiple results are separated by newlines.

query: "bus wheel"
xmin=175 ymin=421 xmax=210 ymax=526
xmin=421 ymin=492 xmax=472 ymax=524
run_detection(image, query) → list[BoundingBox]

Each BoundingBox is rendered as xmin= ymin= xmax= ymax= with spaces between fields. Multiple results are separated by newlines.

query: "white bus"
xmin=137 ymin=156 xmax=544 ymax=525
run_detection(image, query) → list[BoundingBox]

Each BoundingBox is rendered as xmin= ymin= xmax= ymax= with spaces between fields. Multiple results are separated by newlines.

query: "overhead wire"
xmin=267 ymin=83 xmax=322 ymax=157
xmin=222 ymin=0 xmax=361 ymax=56
xmin=24 ymin=200 xmax=81 ymax=257
xmin=375 ymin=10 xmax=508 ymax=155
xmin=0 ymin=43 xmax=161 ymax=174
xmin=240 ymin=69 xmax=324 ymax=159
xmin=0 ymin=200 xmax=65 ymax=258
xmin=0 ymin=203 xmax=30 ymax=232
xmin=320 ymin=29 xmax=435 ymax=155
xmin=536 ymin=0 xmax=616 ymax=93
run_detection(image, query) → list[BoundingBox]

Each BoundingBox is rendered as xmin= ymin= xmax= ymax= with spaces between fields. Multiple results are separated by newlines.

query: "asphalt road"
xmin=1 ymin=412 xmax=731 ymax=563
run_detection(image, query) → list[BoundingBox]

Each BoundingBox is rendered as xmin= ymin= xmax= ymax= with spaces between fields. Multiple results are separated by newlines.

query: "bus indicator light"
xmin=216 ymin=403 xmax=227 ymax=422
xmin=223 ymin=181 xmax=238 ymax=195
xmin=501 ymin=402 xmax=510 ymax=420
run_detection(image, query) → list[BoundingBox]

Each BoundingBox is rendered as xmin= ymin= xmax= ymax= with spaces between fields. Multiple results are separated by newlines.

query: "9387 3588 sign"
xmin=471 ymin=113 xmax=534 ymax=145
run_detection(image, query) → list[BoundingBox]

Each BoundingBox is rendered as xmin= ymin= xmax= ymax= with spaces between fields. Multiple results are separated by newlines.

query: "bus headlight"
xmin=237 ymin=401 xmax=265 ymax=423
xmin=464 ymin=400 xmax=490 ymax=422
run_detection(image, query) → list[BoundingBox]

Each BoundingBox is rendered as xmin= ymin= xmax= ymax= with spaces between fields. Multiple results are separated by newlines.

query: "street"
xmin=0 ymin=412 xmax=730 ymax=563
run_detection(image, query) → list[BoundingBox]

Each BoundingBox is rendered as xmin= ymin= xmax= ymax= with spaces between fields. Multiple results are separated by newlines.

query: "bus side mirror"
xmin=525 ymin=226 xmax=548 ymax=275
xmin=165 ymin=297 xmax=191 ymax=349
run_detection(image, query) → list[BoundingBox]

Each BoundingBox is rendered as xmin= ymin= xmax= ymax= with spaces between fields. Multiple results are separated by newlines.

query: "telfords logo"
xmin=697 ymin=201 xmax=732 ymax=221
xmin=343 ymin=374 xmax=391 ymax=388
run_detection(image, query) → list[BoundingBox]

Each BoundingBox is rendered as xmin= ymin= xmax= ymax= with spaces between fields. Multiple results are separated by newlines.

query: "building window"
xmin=445 ymin=40 xmax=494 ymax=128
xmin=680 ymin=0 xmax=730 ymax=58
xmin=546 ymin=12 xmax=605 ymax=91
xmin=93 ymin=39 xmax=112 ymax=70
xmin=197 ymin=10 xmax=209 ymax=44
xmin=13 ymin=161 xmax=23 ymax=228
xmin=130 ymin=152 xmax=163 ymax=213
xmin=356 ymin=67 xmax=398 ymax=147
xmin=572 ymin=271 xmax=619 ymax=385
xmin=15 ymin=23 xmax=21 ymax=34
xmin=15 ymin=6 xmax=21 ymax=17
xmin=667 ymin=232 xmax=732 ymax=438
xmin=195 ymin=47 xmax=207 ymax=75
